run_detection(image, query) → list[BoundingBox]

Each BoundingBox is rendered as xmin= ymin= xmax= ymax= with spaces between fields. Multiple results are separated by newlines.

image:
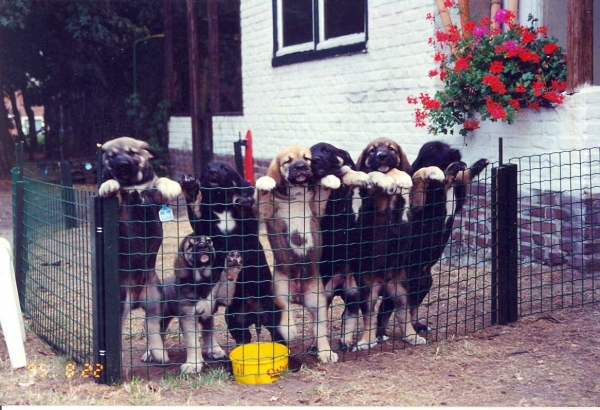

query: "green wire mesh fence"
xmin=510 ymin=148 xmax=600 ymax=316
xmin=10 ymin=146 xmax=600 ymax=384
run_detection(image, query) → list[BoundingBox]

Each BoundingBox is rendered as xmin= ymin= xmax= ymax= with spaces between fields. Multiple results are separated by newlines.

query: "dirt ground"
xmin=1 ymin=179 xmax=600 ymax=406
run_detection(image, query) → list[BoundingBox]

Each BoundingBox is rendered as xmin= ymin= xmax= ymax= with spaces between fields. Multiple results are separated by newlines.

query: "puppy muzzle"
xmin=109 ymin=158 xmax=139 ymax=182
xmin=288 ymin=161 xmax=313 ymax=185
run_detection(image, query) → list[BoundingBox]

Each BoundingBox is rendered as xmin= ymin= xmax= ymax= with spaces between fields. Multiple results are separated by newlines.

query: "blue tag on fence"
xmin=159 ymin=204 xmax=174 ymax=222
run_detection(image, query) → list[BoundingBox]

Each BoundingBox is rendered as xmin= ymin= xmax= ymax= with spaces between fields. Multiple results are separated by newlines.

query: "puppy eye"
xmin=304 ymin=156 xmax=311 ymax=162
xmin=388 ymin=146 xmax=396 ymax=152
xmin=283 ymin=157 xmax=292 ymax=165
xmin=370 ymin=147 xmax=377 ymax=153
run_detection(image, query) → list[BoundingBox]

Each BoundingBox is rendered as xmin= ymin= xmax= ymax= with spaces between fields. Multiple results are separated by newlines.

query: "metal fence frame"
xmin=11 ymin=147 xmax=599 ymax=385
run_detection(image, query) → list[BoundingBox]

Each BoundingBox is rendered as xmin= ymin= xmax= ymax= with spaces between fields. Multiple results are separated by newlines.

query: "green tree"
xmin=0 ymin=0 xmax=166 ymax=175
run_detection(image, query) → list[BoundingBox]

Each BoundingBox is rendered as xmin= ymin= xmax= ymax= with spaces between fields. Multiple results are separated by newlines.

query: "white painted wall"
xmin=169 ymin=0 xmax=599 ymax=191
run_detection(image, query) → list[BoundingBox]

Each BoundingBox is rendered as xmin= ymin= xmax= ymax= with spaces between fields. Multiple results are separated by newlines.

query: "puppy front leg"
xmin=180 ymin=315 xmax=204 ymax=374
xmin=274 ymin=270 xmax=298 ymax=342
xmin=201 ymin=316 xmax=226 ymax=359
xmin=140 ymin=283 xmax=170 ymax=364
xmin=98 ymin=179 xmax=123 ymax=204
xmin=303 ymin=277 xmax=338 ymax=363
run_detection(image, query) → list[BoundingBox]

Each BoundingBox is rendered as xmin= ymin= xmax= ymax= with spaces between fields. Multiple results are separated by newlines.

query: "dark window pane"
xmin=324 ymin=0 xmax=364 ymax=39
xmin=282 ymin=0 xmax=313 ymax=47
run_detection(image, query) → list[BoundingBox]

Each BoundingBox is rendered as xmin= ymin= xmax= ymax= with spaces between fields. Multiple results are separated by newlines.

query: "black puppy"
xmin=376 ymin=141 xmax=490 ymax=339
xmin=410 ymin=141 xmax=490 ymax=214
xmin=179 ymin=161 xmax=283 ymax=345
xmin=309 ymin=142 xmax=370 ymax=349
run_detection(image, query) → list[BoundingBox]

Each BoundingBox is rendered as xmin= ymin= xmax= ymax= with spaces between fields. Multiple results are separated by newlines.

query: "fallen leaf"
xmin=19 ymin=381 xmax=35 ymax=387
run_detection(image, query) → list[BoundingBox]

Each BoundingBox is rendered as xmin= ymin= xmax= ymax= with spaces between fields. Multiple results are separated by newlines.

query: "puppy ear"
xmin=397 ymin=147 xmax=412 ymax=174
xmin=336 ymin=148 xmax=356 ymax=169
xmin=265 ymin=156 xmax=281 ymax=183
xmin=139 ymin=141 xmax=157 ymax=159
xmin=449 ymin=148 xmax=462 ymax=163
xmin=356 ymin=149 xmax=367 ymax=172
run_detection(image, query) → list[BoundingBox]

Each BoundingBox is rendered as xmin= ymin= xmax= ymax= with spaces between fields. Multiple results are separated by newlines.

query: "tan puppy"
xmin=255 ymin=145 xmax=339 ymax=363
xmin=98 ymin=136 xmax=181 ymax=364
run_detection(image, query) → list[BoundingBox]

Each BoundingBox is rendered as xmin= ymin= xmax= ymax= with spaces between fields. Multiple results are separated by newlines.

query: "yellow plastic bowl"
xmin=229 ymin=342 xmax=289 ymax=384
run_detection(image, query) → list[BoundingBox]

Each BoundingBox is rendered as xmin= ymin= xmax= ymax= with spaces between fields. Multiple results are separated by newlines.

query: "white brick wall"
xmin=169 ymin=0 xmax=599 ymax=191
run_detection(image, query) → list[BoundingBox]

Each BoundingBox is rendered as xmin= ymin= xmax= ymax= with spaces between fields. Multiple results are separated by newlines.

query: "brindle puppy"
xmin=98 ymin=136 xmax=181 ymax=364
xmin=162 ymin=235 xmax=242 ymax=374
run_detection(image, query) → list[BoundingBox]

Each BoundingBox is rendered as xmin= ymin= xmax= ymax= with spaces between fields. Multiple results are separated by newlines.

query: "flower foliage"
xmin=409 ymin=7 xmax=567 ymax=136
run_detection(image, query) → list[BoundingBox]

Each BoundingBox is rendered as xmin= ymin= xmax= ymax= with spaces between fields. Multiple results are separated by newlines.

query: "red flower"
xmin=444 ymin=0 xmax=456 ymax=7
xmin=482 ymin=74 xmax=507 ymax=94
xmin=508 ymin=98 xmax=520 ymax=109
xmin=463 ymin=119 xmax=480 ymax=130
xmin=489 ymin=61 xmax=504 ymax=74
xmin=415 ymin=109 xmax=428 ymax=127
xmin=537 ymin=26 xmax=548 ymax=35
xmin=419 ymin=93 xmax=441 ymax=110
xmin=543 ymin=43 xmax=559 ymax=54
xmin=494 ymin=44 xmax=507 ymax=54
xmin=428 ymin=69 xmax=439 ymax=78
xmin=518 ymin=49 xmax=540 ymax=63
xmin=532 ymin=80 xmax=546 ymax=97
xmin=551 ymin=80 xmax=566 ymax=92
xmin=454 ymin=55 xmax=471 ymax=72
xmin=463 ymin=20 xmax=476 ymax=33
xmin=434 ymin=52 xmax=447 ymax=63
xmin=485 ymin=98 xmax=507 ymax=120
xmin=515 ymin=84 xmax=526 ymax=93
xmin=407 ymin=96 xmax=418 ymax=105
xmin=528 ymin=101 xmax=540 ymax=110
xmin=426 ymin=13 xmax=434 ymax=21
xmin=543 ymin=91 xmax=565 ymax=104
xmin=521 ymin=31 xmax=536 ymax=45
xmin=440 ymin=70 xmax=447 ymax=81
xmin=480 ymin=17 xmax=490 ymax=26
xmin=435 ymin=30 xmax=450 ymax=44
xmin=448 ymin=25 xmax=462 ymax=43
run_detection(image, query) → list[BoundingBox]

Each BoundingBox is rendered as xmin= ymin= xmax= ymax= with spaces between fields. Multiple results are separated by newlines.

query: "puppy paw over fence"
xmin=10 ymin=142 xmax=600 ymax=384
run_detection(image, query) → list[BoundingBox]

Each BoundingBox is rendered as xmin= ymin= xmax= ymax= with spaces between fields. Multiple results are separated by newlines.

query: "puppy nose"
xmin=376 ymin=151 xmax=388 ymax=160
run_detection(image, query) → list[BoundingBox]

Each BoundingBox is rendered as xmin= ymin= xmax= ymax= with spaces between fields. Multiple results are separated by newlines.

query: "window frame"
xmin=272 ymin=0 xmax=368 ymax=67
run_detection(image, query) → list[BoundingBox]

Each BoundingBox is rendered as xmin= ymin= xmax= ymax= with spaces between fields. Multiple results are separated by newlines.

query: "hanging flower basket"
xmin=408 ymin=4 xmax=567 ymax=136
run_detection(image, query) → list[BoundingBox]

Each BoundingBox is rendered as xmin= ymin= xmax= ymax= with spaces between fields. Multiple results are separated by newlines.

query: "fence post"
xmin=91 ymin=195 xmax=121 ymax=385
xmin=491 ymin=163 xmax=519 ymax=325
xmin=60 ymin=161 xmax=78 ymax=229
xmin=12 ymin=167 xmax=28 ymax=312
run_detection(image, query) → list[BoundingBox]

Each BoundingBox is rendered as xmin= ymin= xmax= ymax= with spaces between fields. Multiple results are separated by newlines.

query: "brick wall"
xmin=448 ymin=182 xmax=599 ymax=274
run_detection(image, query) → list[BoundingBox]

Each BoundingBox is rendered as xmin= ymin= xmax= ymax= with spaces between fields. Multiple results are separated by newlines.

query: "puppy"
xmin=162 ymin=235 xmax=242 ymax=374
xmin=410 ymin=141 xmax=490 ymax=214
xmin=255 ymin=145 xmax=340 ymax=363
xmin=353 ymin=137 xmax=424 ymax=349
xmin=179 ymin=161 xmax=283 ymax=345
xmin=310 ymin=142 xmax=370 ymax=349
xmin=98 ymin=136 xmax=181 ymax=364
xmin=376 ymin=141 xmax=489 ymax=339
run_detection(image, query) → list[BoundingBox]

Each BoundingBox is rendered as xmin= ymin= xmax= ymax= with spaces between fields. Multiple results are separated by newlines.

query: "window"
xmin=273 ymin=0 xmax=367 ymax=67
